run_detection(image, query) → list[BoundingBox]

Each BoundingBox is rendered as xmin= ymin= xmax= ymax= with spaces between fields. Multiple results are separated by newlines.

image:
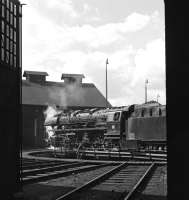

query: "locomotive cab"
xmin=104 ymin=109 xmax=129 ymax=149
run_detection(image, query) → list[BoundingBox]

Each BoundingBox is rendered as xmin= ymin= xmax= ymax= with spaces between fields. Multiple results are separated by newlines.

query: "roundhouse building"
xmin=22 ymin=70 xmax=111 ymax=149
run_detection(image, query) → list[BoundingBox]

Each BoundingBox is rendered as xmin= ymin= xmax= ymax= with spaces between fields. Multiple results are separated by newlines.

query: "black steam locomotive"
xmin=44 ymin=102 xmax=166 ymax=151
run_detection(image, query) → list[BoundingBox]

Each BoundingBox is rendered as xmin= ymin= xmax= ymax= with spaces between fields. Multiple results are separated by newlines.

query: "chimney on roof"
xmin=23 ymin=71 xmax=48 ymax=83
xmin=61 ymin=73 xmax=85 ymax=85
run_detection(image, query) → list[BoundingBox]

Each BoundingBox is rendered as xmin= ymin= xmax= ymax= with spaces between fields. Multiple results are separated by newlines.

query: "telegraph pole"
xmin=145 ymin=79 xmax=148 ymax=103
xmin=106 ymin=58 xmax=109 ymax=108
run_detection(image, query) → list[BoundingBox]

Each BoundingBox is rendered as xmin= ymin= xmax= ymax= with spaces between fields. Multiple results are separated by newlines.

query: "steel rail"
xmin=126 ymin=161 xmax=166 ymax=165
xmin=22 ymin=159 xmax=51 ymax=164
xmin=78 ymin=150 xmax=166 ymax=161
xmin=78 ymin=149 xmax=167 ymax=157
xmin=22 ymin=162 xmax=113 ymax=185
xmin=22 ymin=160 xmax=72 ymax=165
xmin=22 ymin=162 xmax=88 ymax=177
xmin=22 ymin=159 xmax=54 ymax=166
xmin=22 ymin=161 xmax=77 ymax=170
xmin=55 ymin=161 xmax=129 ymax=200
xmin=123 ymin=162 xmax=156 ymax=200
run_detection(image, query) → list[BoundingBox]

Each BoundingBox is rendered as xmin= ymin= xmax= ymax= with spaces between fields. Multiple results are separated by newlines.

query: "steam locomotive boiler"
xmin=45 ymin=108 xmax=109 ymax=148
xmin=44 ymin=102 xmax=166 ymax=151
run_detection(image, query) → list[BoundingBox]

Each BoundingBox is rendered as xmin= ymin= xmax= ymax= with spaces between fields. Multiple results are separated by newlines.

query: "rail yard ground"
xmin=21 ymin=149 xmax=167 ymax=200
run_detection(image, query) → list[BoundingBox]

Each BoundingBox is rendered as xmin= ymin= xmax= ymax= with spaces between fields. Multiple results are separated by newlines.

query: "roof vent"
xmin=23 ymin=71 xmax=48 ymax=83
xmin=61 ymin=73 xmax=85 ymax=85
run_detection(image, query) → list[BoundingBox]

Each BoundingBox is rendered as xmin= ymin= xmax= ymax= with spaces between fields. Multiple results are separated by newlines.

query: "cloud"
xmin=83 ymin=3 xmax=91 ymax=14
xmin=129 ymin=38 xmax=166 ymax=104
xmin=81 ymin=39 xmax=166 ymax=106
xmin=22 ymin=8 xmax=157 ymax=69
xmin=23 ymin=37 xmax=165 ymax=106
xmin=28 ymin=0 xmax=78 ymax=22
xmin=23 ymin=3 xmax=155 ymax=50
xmin=67 ymin=12 xmax=152 ymax=48
xmin=25 ymin=0 xmax=102 ymax=25
xmin=120 ymin=12 xmax=151 ymax=32
xmin=22 ymin=2 xmax=165 ymax=106
xmin=131 ymin=38 xmax=165 ymax=86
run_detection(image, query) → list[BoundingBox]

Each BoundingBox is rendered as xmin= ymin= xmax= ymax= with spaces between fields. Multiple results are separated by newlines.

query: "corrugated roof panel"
xmin=22 ymin=80 xmax=111 ymax=108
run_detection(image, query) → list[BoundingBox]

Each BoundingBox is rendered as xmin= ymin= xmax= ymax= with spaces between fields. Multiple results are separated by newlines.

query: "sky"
xmin=22 ymin=0 xmax=165 ymax=106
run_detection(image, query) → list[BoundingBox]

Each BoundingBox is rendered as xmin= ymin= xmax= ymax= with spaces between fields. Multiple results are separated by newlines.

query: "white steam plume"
xmin=44 ymin=105 xmax=58 ymax=139
xmin=44 ymin=82 xmax=85 ymax=143
xmin=48 ymin=82 xmax=85 ymax=107
xmin=44 ymin=104 xmax=58 ymax=123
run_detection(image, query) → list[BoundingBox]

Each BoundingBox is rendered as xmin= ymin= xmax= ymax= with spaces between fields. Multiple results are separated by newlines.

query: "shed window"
xmin=14 ymin=5 xmax=16 ymax=15
xmin=13 ymin=43 xmax=16 ymax=54
xmin=1 ymin=35 xmax=4 ymax=47
xmin=10 ymin=28 xmax=13 ymax=39
xmin=1 ymin=21 xmax=4 ymax=33
xmin=13 ymin=55 xmax=16 ymax=67
xmin=1 ymin=48 xmax=4 ymax=61
xmin=14 ymin=31 xmax=16 ymax=42
xmin=6 ymin=37 xmax=9 ymax=50
xmin=7 ymin=9 xmax=9 ymax=22
xmin=2 ymin=5 xmax=5 ymax=18
xmin=14 ymin=17 xmax=16 ymax=28
xmin=5 ymin=50 xmax=9 ymax=63
xmin=10 ymin=2 xmax=13 ymax=12
xmin=10 ymin=53 xmax=13 ymax=65
xmin=6 ymin=0 xmax=9 ymax=9
xmin=6 ymin=25 xmax=9 ymax=37
xmin=10 ymin=13 xmax=13 ymax=25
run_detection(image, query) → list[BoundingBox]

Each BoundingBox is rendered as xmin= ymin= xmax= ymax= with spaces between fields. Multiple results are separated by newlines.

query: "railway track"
xmin=22 ymin=158 xmax=66 ymax=166
xmin=22 ymin=161 xmax=116 ymax=185
xmin=140 ymin=165 xmax=167 ymax=199
xmin=54 ymin=161 xmax=166 ymax=200
xmin=22 ymin=160 xmax=77 ymax=170
xmin=29 ymin=149 xmax=167 ymax=162
xmin=22 ymin=157 xmax=166 ymax=200
xmin=77 ymin=150 xmax=167 ymax=162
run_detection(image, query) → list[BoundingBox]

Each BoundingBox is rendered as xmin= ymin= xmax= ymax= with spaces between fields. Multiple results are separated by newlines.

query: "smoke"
xmin=44 ymin=105 xmax=58 ymax=139
xmin=44 ymin=104 xmax=58 ymax=123
xmin=45 ymin=126 xmax=54 ymax=138
xmin=44 ymin=82 xmax=85 ymax=142
xmin=48 ymin=82 xmax=85 ymax=107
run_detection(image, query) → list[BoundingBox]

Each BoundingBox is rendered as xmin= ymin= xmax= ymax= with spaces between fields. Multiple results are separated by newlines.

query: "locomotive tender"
xmin=44 ymin=102 xmax=166 ymax=151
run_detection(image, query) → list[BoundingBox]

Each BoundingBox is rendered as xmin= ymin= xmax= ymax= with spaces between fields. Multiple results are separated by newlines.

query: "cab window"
xmin=159 ymin=108 xmax=162 ymax=116
xmin=113 ymin=112 xmax=120 ymax=121
xmin=150 ymin=108 xmax=153 ymax=116
xmin=141 ymin=109 xmax=144 ymax=117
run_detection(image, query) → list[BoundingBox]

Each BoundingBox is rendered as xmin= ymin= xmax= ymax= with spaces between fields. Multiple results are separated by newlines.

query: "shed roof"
xmin=22 ymin=80 xmax=111 ymax=108
xmin=61 ymin=73 xmax=85 ymax=79
xmin=23 ymin=71 xmax=49 ymax=77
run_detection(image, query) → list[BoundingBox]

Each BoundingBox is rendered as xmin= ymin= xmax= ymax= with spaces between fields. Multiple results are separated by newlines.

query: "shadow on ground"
xmin=23 ymin=184 xmax=167 ymax=200
xmin=23 ymin=183 xmax=75 ymax=200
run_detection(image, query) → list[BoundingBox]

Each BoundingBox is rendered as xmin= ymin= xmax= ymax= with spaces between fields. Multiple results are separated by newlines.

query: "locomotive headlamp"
xmin=112 ymin=125 xmax=115 ymax=129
